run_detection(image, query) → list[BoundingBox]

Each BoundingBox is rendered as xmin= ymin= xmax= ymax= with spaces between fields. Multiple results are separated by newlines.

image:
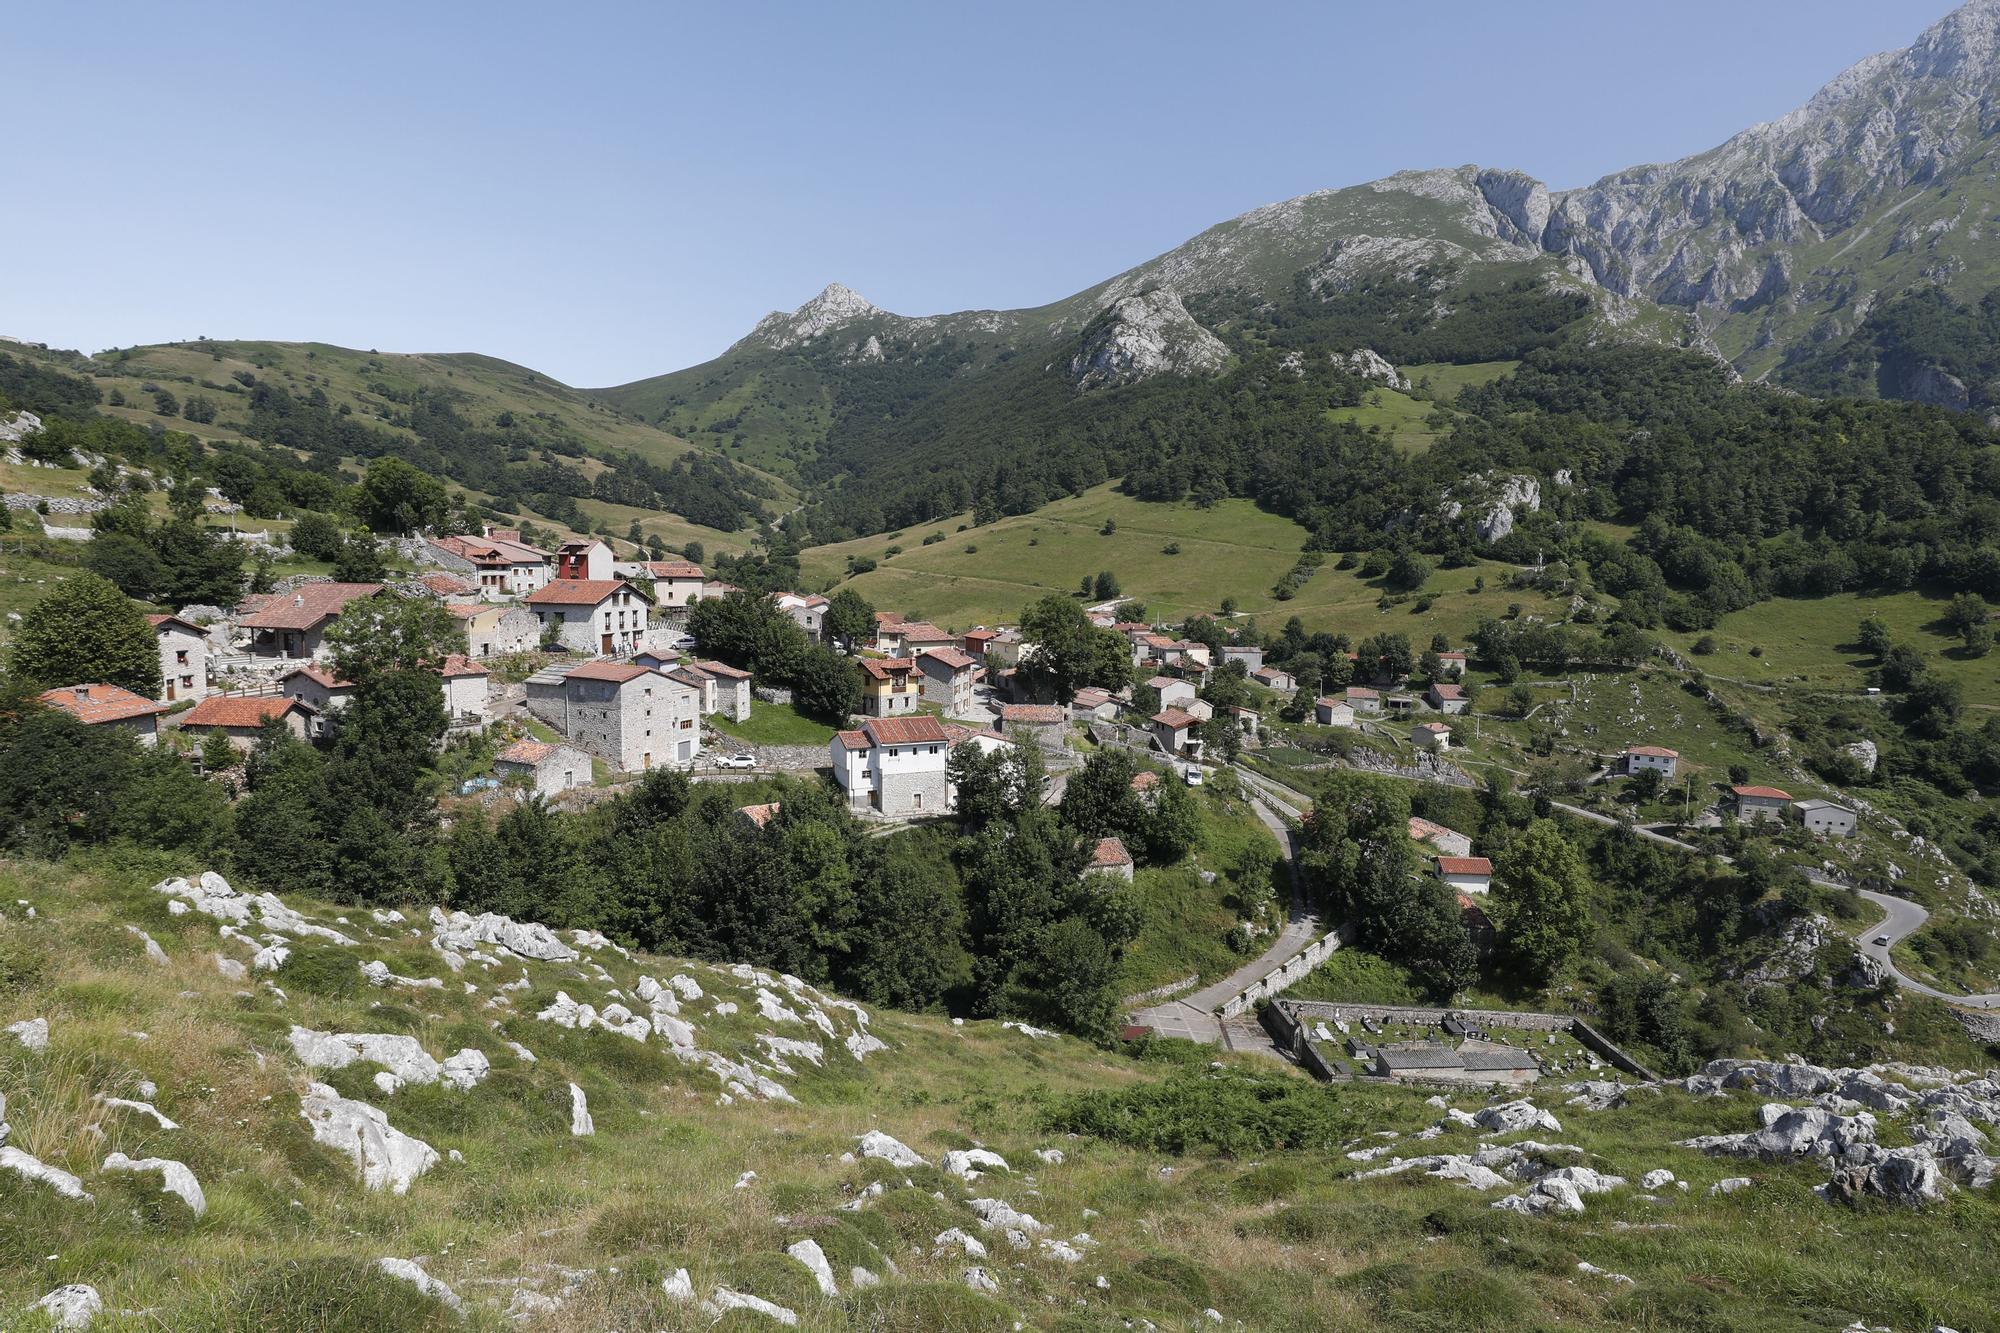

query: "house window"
xmin=176 ymin=650 xmax=189 ymax=665
xmin=912 ymin=792 xmax=922 ymax=810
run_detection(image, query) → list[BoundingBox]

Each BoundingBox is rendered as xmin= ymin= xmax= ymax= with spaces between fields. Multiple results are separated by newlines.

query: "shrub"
xmin=1042 ymin=1069 xmax=1361 ymax=1154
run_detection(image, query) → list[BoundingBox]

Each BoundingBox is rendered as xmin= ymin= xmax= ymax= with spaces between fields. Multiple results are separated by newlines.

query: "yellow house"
xmin=858 ymin=657 xmax=920 ymax=717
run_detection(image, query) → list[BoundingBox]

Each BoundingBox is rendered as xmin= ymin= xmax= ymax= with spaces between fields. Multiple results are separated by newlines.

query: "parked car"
xmin=1182 ymin=765 xmax=1204 ymax=787
xmin=714 ymin=752 xmax=756 ymax=770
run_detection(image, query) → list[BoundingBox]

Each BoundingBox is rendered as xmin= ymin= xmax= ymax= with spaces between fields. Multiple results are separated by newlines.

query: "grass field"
xmin=1663 ymin=587 xmax=2000 ymax=709
xmin=1116 ymin=792 xmax=1283 ymax=996
xmin=1325 ymin=387 xmax=1448 ymax=454
xmin=708 ymin=699 xmax=837 ymax=748
xmin=1 ymin=852 xmax=1995 ymax=1332
xmin=800 ymin=483 xmax=1535 ymax=641
xmin=1401 ymin=360 xmax=1518 ymax=401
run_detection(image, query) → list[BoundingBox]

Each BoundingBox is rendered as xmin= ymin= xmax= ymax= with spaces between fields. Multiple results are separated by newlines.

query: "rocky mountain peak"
xmin=748 ymin=282 xmax=885 ymax=351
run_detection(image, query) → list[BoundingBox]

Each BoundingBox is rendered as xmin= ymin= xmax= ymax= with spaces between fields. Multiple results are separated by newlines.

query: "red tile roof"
xmin=281 ymin=663 xmax=355 ymax=689
xmin=1626 ymin=744 xmax=1679 ymax=758
xmin=564 ymin=661 xmax=654 ymax=684
xmin=1408 ymin=816 xmax=1462 ymax=843
xmin=920 ymin=647 xmax=977 ymax=670
xmin=1316 ymin=696 xmax=1349 ymax=709
xmin=523 ymin=579 xmax=647 ymax=606
xmin=736 ymin=802 xmax=782 ymax=829
xmin=432 ymin=534 xmax=549 ymax=565
xmin=1001 ymin=704 xmax=1065 ymax=725
xmin=1151 ymin=708 xmax=1197 ymax=729
xmin=695 ymin=659 xmax=750 ymax=679
xmin=862 ymin=715 xmax=950 ymax=746
xmin=445 ymin=602 xmax=489 ymax=619
xmin=873 ymin=611 xmax=906 ymax=627
xmin=145 ymin=613 xmax=206 ymax=636
xmin=895 ymin=621 xmax=953 ymax=642
xmin=834 ymin=729 xmax=869 ymax=751
xmin=440 ymin=653 xmax=487 ymax=678
xmin=238 ymin=583 xmax=384 ymax=631
xmin=1732 ymin=784 xmax=1792 ymax=801
xmin=497 ymin=739 xmax=559 ymax=764
xmin=1430 ymin=683 xmax=1464 ymax=699
xmin=1414 ymin=721 xmax=1451 ymax=733
xmin=420 ymin=572 xmax=478 ymax=597
xmin=1089 ymin=836 xmax=1133 ymax=869
xmin=962 ymin=628 xmax=998 ymax=642
xmin=39 ymin=684 xmax=166 ymax=725
xmin=644 ymin=560 xmax=705 ymax=579
xmin=1436 ymin=856 xmax=1494 ymax=876
xmin=859 ymin=657 xmax=916 ymax=681
xmin=1144 ymin=675 xmax=1182 ymax=690
xmin=1346 ymin=686 xmax=1379 ymax=699
xmin=183 ymin=695 xmax=313 ymax=729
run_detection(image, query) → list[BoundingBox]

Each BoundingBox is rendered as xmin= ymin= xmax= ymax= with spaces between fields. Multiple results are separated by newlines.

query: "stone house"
xmin=238 ymin=583 xmax=384 ymax=660
xmin=554 ymin=538 xmax=615 ymax=582
xmin=633 ymin=560 xmax=706 ymax=609
xmin=494 ymin=739 xmax=591 ymax=798
xmin=1184 ymin=698 xmax=1215 ymax=723
xmin=1412 ymin=720 xmax=1452 ymax=751
xmin=773 ymin=592 xmax=828 ymax=638
xmin=280 ymin=664 xmax=359 ymax=722
xmin=879 ymin=620 xmax=954 ymax=657
xmin=428 ymin=529 xmax=552 ymax=599
xmin=1385 ymin=692 xmax=1418 ymax=719
xmin=1730 ymin=784 xmax=1791 ymax=824
xmin=1231 ymin=704 xmax=1261 ymax=738
xmin=38 ymin=684 xmax=167 ymax=745
xmin=1070 ymin=686 xmax=1119 ymax=722
xmin=669 ymin=659 xmax=752 ymax=722
xmin=536 ymin=661 xmax=700 ymax=772
xmin=1345 ymin=685 xmax=1382 ymax=716
xmin=1795 ymin=799 xmax=1857 ymax=838
xmin=960 ymin=628 xmax=1000 ymax=661
xmin=1315 ymin=697 xmax=1355 ymax=728
xmin=1150 ymin=707 xmax=1199 ymax=757
xmin=1147 ymin=675 xmax=1196 ymax=710
xmin=1435 ymin=855 xmax=1494 ymax=895
xmin=448 ymin=603 xmax=541 ymax=658
xmin=179 ymin=694 xmax=316 ymax=750
xmin=1435 ymin=651 xmax=1468 ymax=679
xmin=147 ymin=613 xmax=210 ymax=703
xmin=1426 ymin=682 xmax=1467 ymax=714
xmin=830 ymin=714 xmax=952 ymax=817
xmin=1251 ymin=666 xmax=1295 ymax=693
xmin=1623 ymin=744 xmax=1679 ymax=780
xmin=418 ymin=572 xmax=481 ymax=602
xmin=998 ymin=703 xmax=1068 ymax=751
xmin=524 ymin=579 xmax=652 ymax=655
xmin=1219 ymin=645 xmax=1265 ymax=673
xmin=858 ymin=657 xmax=921 ymax=716
xmin=917 ymin=647 xmax=981 ymax=716
xmin=440 ymin=654 xmax=490 ymax=727
xmin=1408 ymin=816 xmax=1472 ymax=859
xmin=1085 ymin=836 xmax=1135 ymax=882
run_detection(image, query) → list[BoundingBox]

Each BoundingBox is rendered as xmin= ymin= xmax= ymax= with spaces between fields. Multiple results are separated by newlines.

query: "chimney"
xmin=72 ymin=685 xmax=90 ymax=701
xmin=294 ymin=593 xmax=304 ymax=606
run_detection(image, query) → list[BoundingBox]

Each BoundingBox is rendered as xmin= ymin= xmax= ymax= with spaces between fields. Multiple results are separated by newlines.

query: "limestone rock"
xmin=439 ymin=1048 xmax=491 ymax=1091
xmin=6 ymin=1017 xmax=48 ymax=1051
xmin=1474 ymin=1100 xmax=1561 ymax=1136
xmin=289 ymin=1026 xmax=442 ymax=1086
xmin=1335 ymin=348 xmax=1412 ymax=391
xmin=967 ymin=1196 xmax=1046 ymax=1235
xmin=1680 ymin=1103 xmax=1876 ymax=1160
xmin=786 ymin=1238 xmax=838 ymax=1296
xmin=376 ymin=1258 xmax=463 ymax=1313
xmin=298 ymin=1082 xmax=438 ymax=1194
xmin=101 ymin=1152 xmax=205 ymax=1214
xmin=428 ymin=906 xmax=576 ymax=962
xmin=962 ymin=1267 xmax=1000 ymax=1294
xmin=703 ymin=1286 xmax=799 ymax=1325
xmin=29 ymin=1284 xmax=101 ymax=1329
xmin=1819 ymin=1147 xmax=1948 ymax=1207
xmin=943 ymin=1148 xmax=1009 ymax=1180
xmin=94 ymin=1096 xmax=177 ymax=1131
xmin=0 ymin=1146 xmax=91 ymax=1200
xmin=857 ymin=1130 xmax=926 ymax=1168
xmin=1070 ymin=289 xmax=1229 ymax=390
xmin=568 ymin=1082 xmax=593 ymax=1137
xmin=661 ymin=1269 xmax=695 ymax=1301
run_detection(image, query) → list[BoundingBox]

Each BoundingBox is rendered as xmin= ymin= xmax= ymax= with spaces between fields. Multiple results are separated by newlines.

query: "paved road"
xmin=1855 ymin=889 xmax=2000 ymax=1010
xmin=1126 ymin=790 xmax=1324 ymax=1045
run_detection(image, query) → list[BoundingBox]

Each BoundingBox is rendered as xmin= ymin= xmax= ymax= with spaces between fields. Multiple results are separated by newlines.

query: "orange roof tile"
xmin=38 ymin=684 xmax=166 ymax=725
xmin=564 ymin=661 xmax=654 ymax=684
xmin=183 ymin=695 xmax=313 ymax=729
xmin=1001 ymin=704 xmax=1065 ymax=725
xmin=1089 ymin=836 xmax=1133 ymax=868
xmin=238 ymin=583 xmax=384 ymax=631
xmin=523 ymin=579 xmax=647 ymax=606
xmin=1436 ymin=856 xmax=1493 ymax=876
xmin=1732 ymin=784 xmax=1792 ymax=801
xmin=862 ymin=715 xmax=950 ymax=746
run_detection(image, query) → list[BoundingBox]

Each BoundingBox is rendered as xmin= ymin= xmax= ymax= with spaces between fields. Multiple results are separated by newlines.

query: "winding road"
xmin=1855 ymin=889 xmax=2000 ymax=1010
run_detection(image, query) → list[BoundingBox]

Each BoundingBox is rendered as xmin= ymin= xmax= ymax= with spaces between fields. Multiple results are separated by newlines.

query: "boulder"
xmin=943 ymin=1148 xmax=1009 ymax=1180
xmin=1681 ymin=1104 xmax=1876 ymax=1161
xmin=376 ymin=1258 xmax=464 ymax=1313
xmin=857 ymin=1131 xmax=926 ymax=1169
xmin=703 ymin=1286 xmax=798 ymax=1325
xmin=967 ymin=1196 xmax=1046 ymax=1235
xmin=961 ymin=1267 xmax=1000 ymax=1295
xmin=1474 ymin=1100 xmax=1561 ymax=1136
xmin=101 ymin=1152 xmax=205 ymax=1214
xmin=1819 ymin=1147 xmax=1948 ymax=1207
xmin=6 ymin=1016 xmax=49 ymax=1051
xmin=428 ymin=906 xmax=576 ymax=962
xmin=30 ymin=1284 xmax=101 ymax=1329
xmin=786 ymin=1238 xmax=838 ymax=1296
xmin=0 ymin=1146 xmax=92 ymax=1200
xmin=439 ymin=1048 xmax=491 ymax=1091
xmin=1639 ymin=1168 xmax=1676 ymax=1190
xmin=289 ymin=1027 xmax=443 ymax=1085
xmin=933 ymin=1228 xmax=988 ymax=1259
xmin=661 ymin=1269 xmax=695 ymax=1301
xmin=298 ymin=1082 xmax=438 ymax=1194
xmin=569 ymin=1083 xmax=593 ymax=1137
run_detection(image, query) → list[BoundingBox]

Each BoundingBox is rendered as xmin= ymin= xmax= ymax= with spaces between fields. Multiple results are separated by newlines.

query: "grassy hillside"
xmin=799 ymin=483 xmax=1528 ymax=639
xmin=2 ymin=852 xmax=1995 ymax=1332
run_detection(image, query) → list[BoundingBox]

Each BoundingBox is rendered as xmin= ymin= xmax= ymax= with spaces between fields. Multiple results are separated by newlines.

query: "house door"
xmin=165 ymin=682 xmax=176 ymax=701
xmin=601 ymin=633 xmax=613 ymax=654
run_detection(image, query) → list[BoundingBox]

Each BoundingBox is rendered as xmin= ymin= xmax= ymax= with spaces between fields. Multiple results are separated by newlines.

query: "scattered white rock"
xmin=289 ymin=1026 xmax=442 ymax=1085
xmin=849 ymin=1266 xmax=880 ymax=1289
xmin=94 ymin=1096 xmax=178 ymax=1131
xmin=1475 ymin=1100 xmax=1561 ymax=1136
xmin=568 ymin=1082 xmax=593 ymax=1137
xmin=703 ymin=1286 xmax=798 ymax=1325
xmin=502 ymin=1041 xmax=537 ymax=1064
xmin=858 ymin=1131 xmax=926 ymax=1168
xmin=961 ymin=1266 xmax=1000 ymax=1295
xmin=1000 ymin=1021 xmax=1056 ymax=1040
xmin=1640 ymin=1169 xmax=1676 ymax=1190
xmin=967 ymin=1197 xmax=1046 ymax=1235
xmin=1577 ymin=1261 xmax=1635 ymax=1285
xmin=7 ymin=1017 xmax=50 ymax=1051
xmin=944 ymin=1149 xmax=1009 ymax=1180
xmin=660 ymin=1269 xmax=695 ymax=1301
xmin=101 ymin=1152 xmax=204 ymax=1214
xmin=1710 ymin=1177 xmax=1753 ymax=1196
xmin=1034 ymin=1148 xmax=1065 ymax=1165
xmin=429 ymin=907 xmax=576 ymax=962
xmin=376 ymin=1258 xmax=463 ymax=1313
xmin=0 ymin=1146 xmax=92 ymax=1200
xmin=787 ymin=1238 xmax=838 ymax=1296
xmin=125 ymin=925 xmax=169 ymax=965
xmin=298 ymin=1082 xmax=438 ymax=1194
xmin=30 ymin=1284 xmax=102 ymax=1329
xmin=934 ymin=1228 xmax=988 ymax=1259
xmin=373 ymin=1072 xmax=403 ymax=1096
xmin=439 ymin=1048 xmax=491 ymax=1091
xmin=735 ymin=1170 xmax=758 ymax=1189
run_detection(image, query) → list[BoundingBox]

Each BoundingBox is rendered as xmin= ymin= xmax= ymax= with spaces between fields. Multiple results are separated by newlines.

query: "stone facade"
xmin=149 ymin=615 xmax=210 ymax=703
xmin=830 ymin=716 xmax=952 ymax=817
xmin=537 ymin=662 xmax=700 ymax=773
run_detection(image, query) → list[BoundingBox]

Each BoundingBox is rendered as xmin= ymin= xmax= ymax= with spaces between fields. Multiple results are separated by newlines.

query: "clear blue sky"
xmin=2 ymin=1 xmax=1952 ymax=386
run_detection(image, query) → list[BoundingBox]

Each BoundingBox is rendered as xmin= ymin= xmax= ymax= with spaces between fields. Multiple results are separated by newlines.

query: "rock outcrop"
xmin=1069 ymin=289 xmax=1229 ymax=391
xmin=297 ymin=1082 xmax=439 ymax=1194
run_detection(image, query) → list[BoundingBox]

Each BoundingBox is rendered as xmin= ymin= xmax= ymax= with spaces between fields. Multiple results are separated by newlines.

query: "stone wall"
xmin=1270 ymin=999 xmax=1658 ymax=1081
xmin=1217 ymin=926 xmax=1350 ymax=1019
